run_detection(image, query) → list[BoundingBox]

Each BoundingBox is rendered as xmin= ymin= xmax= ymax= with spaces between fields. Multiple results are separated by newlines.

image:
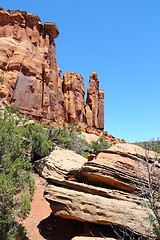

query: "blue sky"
xmin=1 ymin=0 xmax=160 ymax=142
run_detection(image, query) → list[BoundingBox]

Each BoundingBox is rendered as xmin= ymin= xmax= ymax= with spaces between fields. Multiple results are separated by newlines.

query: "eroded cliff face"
xmin=0 ymin=9 xmax=104 ymax=130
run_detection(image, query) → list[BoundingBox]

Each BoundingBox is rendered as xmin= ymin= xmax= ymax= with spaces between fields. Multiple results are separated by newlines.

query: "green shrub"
xmin=48 ymin=125 xmax=111 ymax=157
xmin=24 ymin=123 xmax=53 ymax=161
xmin=89 ymin=137 xmax=111 ymax=154
xmin=0 ymin=110 xmax=34 ymax=239
xmin=53 ymin=124 xmax=89 ymax=156
xmin=135 ymin=139 xmax=160 ymax=154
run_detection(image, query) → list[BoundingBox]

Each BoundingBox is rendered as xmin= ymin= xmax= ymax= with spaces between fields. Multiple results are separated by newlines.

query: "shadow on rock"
xmin=37 ymin=213 xmax=120 ymax=240
xmin=38 ymin=213 xmax=84 ymax=240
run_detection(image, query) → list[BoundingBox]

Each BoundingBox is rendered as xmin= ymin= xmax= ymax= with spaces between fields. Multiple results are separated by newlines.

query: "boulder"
xmin=35 ymin=143 xmax=159 ymax=238
xmin=81 ymin=143 xmax=160 ymax=193
xmin=45 ymin=183 xmax=150 ymax=236
xmin=35 ymin=147 xmax=87 ymax=181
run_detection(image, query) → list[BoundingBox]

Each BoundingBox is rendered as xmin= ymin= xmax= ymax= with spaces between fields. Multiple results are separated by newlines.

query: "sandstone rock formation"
xmin=35 ymin=143 xmax=160 ymax=238
xmin=35 ymin=147 xmax=87 ymax=181
xmin=0 ymin=9 xmax=104 ymax=130
xmin=62 ymin=72 xmax=85 ymax=124
xmin=85 ymin=72 xmax=104 ymax=129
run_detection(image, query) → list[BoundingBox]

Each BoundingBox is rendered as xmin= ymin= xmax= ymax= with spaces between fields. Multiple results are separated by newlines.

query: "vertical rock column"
xmin=42 ymin=22 xmax=60 ymax=120
xmin=63 ymin=72 xmax=85 ymax=124
xmin=85 ymin=72 xmax=104 ymax=130
xmin=98 ymin=89 xmax=104 ymax=130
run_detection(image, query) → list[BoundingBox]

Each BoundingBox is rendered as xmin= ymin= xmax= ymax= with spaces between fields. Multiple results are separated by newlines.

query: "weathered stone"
xmin=63 ymin=72 xmax=85 ymax=124
xmin=81 ymin=143 xmax=160 ymax=193
xmin=35 ymin=143 xmax=159 ymax=237
xmin=108 ymin=143 xmax=160 ymax=162
xmin=35 ymin=147 xmax=87 ymax=181
xmin=45 ymin=183 xmax=151 ymax=236
xmin=97 ymin=89 xmax=104 ymax=129
xmin=85 ymin=72 xmax=104 ymax=130
xmin=0 ymin=9 xmax=60 ymax=121
xmin=44 ymin=22 xmax=59 ymax=39
xmin=0 ymin=9 xmax=105 ymax=131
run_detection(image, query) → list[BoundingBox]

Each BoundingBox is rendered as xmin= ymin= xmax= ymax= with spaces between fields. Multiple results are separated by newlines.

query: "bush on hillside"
xmin=89 ymin=137 xmax=111 ymax=154
xmin=24 ymin=123 xmax=53 ymax=161
xmin=135 ymin=139 xmax=160 ymax=154
xmin=0 ymin=110 xmax=34 ymax=239
xmin=50 ymin=124 xmax=89 ymax=156
xmin=48 ymin=125 xmax=111 ymax=157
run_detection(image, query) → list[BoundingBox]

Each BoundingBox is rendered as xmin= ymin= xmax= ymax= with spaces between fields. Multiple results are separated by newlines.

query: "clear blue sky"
xmin=1 ymin=0 xmax=160 ymax=143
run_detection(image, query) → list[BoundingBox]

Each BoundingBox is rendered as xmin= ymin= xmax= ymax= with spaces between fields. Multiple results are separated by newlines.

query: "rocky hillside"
xmin=0 ymin=9 xmax=104 ymax=130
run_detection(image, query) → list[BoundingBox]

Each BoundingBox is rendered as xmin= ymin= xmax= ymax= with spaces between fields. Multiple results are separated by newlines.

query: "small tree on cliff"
xmin=140 ymin=146 xmax=160 ymax=238
xmin=112 ymin=144 xmax=160 ymax=240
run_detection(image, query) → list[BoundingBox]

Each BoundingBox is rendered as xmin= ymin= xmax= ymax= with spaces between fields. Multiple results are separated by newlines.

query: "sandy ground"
xmin=22 ymin=174 xmax=51 ymax=240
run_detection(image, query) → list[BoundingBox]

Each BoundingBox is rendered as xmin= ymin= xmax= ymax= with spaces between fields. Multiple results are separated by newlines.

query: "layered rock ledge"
xmin=35 ymin=144 xmax=160 ymax=238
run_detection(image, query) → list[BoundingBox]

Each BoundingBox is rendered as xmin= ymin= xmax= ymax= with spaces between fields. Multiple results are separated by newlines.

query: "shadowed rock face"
xmin=0 ymin=9 xmax=104 ymax=129
xmin=38 ymin=214 xmax=119 ymax=240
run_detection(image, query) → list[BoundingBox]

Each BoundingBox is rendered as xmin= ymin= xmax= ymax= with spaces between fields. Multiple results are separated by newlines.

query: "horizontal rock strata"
xmin=35 ymin=143 xmax=160 ymax=238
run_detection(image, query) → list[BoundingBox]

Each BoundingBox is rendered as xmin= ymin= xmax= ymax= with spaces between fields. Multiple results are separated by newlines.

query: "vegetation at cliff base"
xmin=89 ymin=137 xmax=111 ymax=154
xmin=0 ymin=106 xmax=112 ymax=239
xmin=0 ymin=111 xmax=34 ymax=239
xmin=0 ymin=108 xmax=53 ymax=239
xmin=48 ymin=124 xmax=111 ymax=157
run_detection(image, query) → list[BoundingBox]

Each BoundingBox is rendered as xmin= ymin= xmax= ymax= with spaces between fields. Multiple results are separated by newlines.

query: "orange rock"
xmin=0 ymin=9 xmax=105 ymax=131
xmin=63 ymin=72 xmax=85 ymax=124
xmin=36 ymin=143 xmax=159 ymax=238
xmin=85 ymin=72 xmax=104 ymax=130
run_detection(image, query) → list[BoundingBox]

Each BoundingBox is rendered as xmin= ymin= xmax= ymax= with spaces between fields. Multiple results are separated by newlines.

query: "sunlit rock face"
xmin=85 ymin=72 xmax=104 ymax=129
xmin=0 ymin=9 xmax=104 ymax=130
xmin=35 ymin=143 xmax=160 ymax=238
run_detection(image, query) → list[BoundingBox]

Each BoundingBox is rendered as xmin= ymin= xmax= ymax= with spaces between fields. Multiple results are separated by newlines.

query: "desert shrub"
xmin=135 ymin=139 xmax=160 ymax=154
xmin=24 ymin=123 xmax=53 ymax=161
xmin=152 ymin=141 xmax=160 ymax=154
xmin=49 ymin=125 xmax=111 ymax=157
xmin=89 ymin=137 xmax=111 ymax=154
xmin=53 ymin=124 xmax=89 ymax=156
xmin=5 ymin=104 xmax=22 ymax=121
xmin=0 ymin=110 xmax=34 ymax=240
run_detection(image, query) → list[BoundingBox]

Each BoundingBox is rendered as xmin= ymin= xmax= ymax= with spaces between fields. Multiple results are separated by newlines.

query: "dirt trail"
xmin=23 ymin=174 xmax=51 ymax=240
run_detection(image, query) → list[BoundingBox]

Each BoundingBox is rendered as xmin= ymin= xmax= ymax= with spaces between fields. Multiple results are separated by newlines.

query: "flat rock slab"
xmin=35 ymin=147 xmax=87 ymax=181
xmin=81 ymin=144 xmax=159 ymax=193
xmin=108 ymin=143 xmax=160 ymax=161
xmin=45 ymin=183 xmax=151 ymax=237
xmin=35 ymin=144 xmax=158 ymax=238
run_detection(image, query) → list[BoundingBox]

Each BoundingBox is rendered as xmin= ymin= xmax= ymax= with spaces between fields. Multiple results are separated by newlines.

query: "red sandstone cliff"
xmin=0 ymin=9 xmax=104 ymax=130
